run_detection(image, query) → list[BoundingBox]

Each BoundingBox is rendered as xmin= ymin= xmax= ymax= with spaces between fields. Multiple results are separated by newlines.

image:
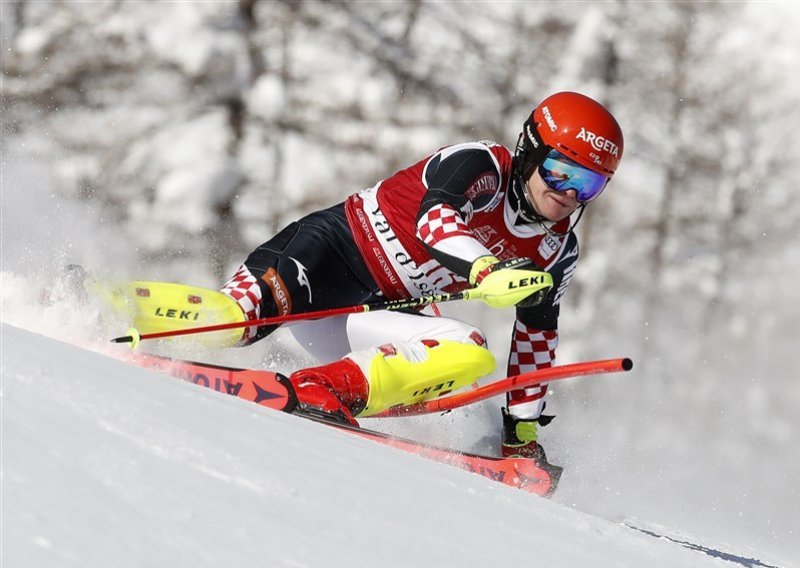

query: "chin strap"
xmin=537 ymin=203 xmax=586 ymax=238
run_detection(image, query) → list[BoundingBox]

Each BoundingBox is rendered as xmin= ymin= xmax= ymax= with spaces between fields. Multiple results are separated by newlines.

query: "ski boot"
xmin=501 ymin=407 xmax=563 ymax=493
xmin=288 ymin=359 xmax=368 ymax=426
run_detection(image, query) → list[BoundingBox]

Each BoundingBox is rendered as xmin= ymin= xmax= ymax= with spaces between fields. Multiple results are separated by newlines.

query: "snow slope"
xmin=1 ymin=323 xmax=787 ymax=568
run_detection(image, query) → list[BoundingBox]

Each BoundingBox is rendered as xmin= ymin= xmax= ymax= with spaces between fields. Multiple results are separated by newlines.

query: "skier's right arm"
xmin=414 ymin=143 xmax=500 ymax=278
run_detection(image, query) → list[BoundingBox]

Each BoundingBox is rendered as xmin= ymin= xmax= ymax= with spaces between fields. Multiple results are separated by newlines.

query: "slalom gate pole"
xmin=373 ymin=358 xmax=634 ymax=418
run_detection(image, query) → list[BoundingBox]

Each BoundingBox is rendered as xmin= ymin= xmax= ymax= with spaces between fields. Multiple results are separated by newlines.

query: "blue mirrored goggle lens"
xmin=538 ymin=151 xmax=608 ymax=203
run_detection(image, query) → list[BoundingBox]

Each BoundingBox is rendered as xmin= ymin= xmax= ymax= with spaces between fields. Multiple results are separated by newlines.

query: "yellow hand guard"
xmin=467 ymin=256 xmax=553 ymax=309
xmin=475 ymin=268 xmax=553 ymax=309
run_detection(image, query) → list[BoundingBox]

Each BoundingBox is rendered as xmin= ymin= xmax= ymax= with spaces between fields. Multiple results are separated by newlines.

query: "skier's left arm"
xmin=506 ymin=235 xmax=579 ymax=417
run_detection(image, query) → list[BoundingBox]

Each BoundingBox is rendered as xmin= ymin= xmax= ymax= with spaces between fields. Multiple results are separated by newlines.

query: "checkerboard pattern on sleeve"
xmin=506 ymin=320 xmax=558 ymax=418
xmin=416 ymin=203 xmax=473 ymax=246
xmin=220 ymin=264 xmax=262 ymax=343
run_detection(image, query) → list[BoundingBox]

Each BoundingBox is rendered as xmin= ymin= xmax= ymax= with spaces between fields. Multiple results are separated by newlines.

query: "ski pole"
xmin=111 ymin=270 xmax=553 ymax=348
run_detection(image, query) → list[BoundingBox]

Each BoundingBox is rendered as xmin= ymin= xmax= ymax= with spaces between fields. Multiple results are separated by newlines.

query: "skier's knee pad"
xmin=349 ymin=340 xmax=496 ymax=417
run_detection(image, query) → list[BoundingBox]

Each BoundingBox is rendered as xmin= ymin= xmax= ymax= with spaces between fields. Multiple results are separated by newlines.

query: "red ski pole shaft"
xmin=373 ymin=358 xmax=633 ymax=418
xmin=111 ymin=290 xmax=469 ymax=345
xmin=110 ymin=269 xmax=554 ymax=347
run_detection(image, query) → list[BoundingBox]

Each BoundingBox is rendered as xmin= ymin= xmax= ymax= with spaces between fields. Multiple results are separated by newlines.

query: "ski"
xmin=129 ymin=353 xmax=297 ymax=412
xmin=303 ymin=410 xmax=561 ymax=497
xmin=124 ymin=353 xmax=563 ymax=496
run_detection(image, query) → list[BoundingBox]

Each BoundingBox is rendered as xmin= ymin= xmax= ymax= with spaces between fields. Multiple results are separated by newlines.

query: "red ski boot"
xmin=501 ymin=407 xmax=563 ymax=494
xmin=288 ymin=359 xmax=369 ymax=426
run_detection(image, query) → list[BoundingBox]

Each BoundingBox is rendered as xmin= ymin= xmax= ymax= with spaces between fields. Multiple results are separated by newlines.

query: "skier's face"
xmin=525 ymin=170 xmax=580 ymax=222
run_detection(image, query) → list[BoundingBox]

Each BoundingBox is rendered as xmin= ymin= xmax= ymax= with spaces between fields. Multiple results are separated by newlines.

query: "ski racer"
xmin=219 ymin=91 xmax=624 ymax=485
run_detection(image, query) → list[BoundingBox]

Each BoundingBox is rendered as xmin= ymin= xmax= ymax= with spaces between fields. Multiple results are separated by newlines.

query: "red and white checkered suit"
xmin=416 ymin=203 xmax=473 ymax=246
xmin=220 ymin=264 xmax=262 ymax=343
xmin=506 ymin=320 xmax=558 ymax=419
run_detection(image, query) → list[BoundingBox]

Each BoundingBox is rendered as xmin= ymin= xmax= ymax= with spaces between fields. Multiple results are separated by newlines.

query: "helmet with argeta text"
xmin=511 ymin=92 xmax=624 ymax=227
xmin=515 ymin=91 xmax=624 ymax=181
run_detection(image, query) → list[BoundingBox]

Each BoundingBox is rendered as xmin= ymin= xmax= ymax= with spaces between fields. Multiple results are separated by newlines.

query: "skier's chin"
xmin=535 ymin=195 xmax=577 ymax=222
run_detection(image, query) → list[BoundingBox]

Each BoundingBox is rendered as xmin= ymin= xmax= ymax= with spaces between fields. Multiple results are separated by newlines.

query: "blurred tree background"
xmin=2 ymin=1 xmax=799 ymax=559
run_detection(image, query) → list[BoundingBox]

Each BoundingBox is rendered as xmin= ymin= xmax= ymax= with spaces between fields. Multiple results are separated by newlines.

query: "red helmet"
xmin=511 ymin=92 xmax=624 ymax=229
xmin=527 ymin=91 xmax=623 ymax=176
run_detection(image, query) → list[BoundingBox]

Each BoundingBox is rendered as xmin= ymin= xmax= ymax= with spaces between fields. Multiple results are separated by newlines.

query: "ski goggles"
xmin=538 ymin=149 xmax=609 ymax=203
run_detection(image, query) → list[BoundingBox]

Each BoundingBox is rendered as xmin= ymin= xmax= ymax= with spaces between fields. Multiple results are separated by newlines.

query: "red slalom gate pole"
xmin=372 ymin=358 xmax=633 ymax=418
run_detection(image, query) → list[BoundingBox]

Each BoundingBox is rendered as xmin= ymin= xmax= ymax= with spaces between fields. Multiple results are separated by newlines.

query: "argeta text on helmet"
xmin=575 ymin=127 xmax=620 ymax=157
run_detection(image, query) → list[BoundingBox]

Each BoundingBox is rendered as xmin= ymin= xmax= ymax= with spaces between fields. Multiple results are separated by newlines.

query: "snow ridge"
xmin=3 ymin=324 xmax=786 ymax=568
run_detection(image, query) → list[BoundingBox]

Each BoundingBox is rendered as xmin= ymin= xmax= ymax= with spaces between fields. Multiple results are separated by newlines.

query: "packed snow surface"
xmin=2 ymin=324 xmax=788 ymax=568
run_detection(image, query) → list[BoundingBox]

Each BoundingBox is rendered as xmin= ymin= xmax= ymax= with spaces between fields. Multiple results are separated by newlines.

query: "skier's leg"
xmin=220 ymin=203 xmax=379 ymax=345
xmin=289 ymin=337 xmax=495 ymax=422
xmin=287 ymin=316 xmax=351 ymax=363
xmin=287 ymin=308 xmax=487 ymax=362
xmin=345 ymin=309 xmax=488 ymax=350
xmin=288 ymin=310 xmax=496 ymax=420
